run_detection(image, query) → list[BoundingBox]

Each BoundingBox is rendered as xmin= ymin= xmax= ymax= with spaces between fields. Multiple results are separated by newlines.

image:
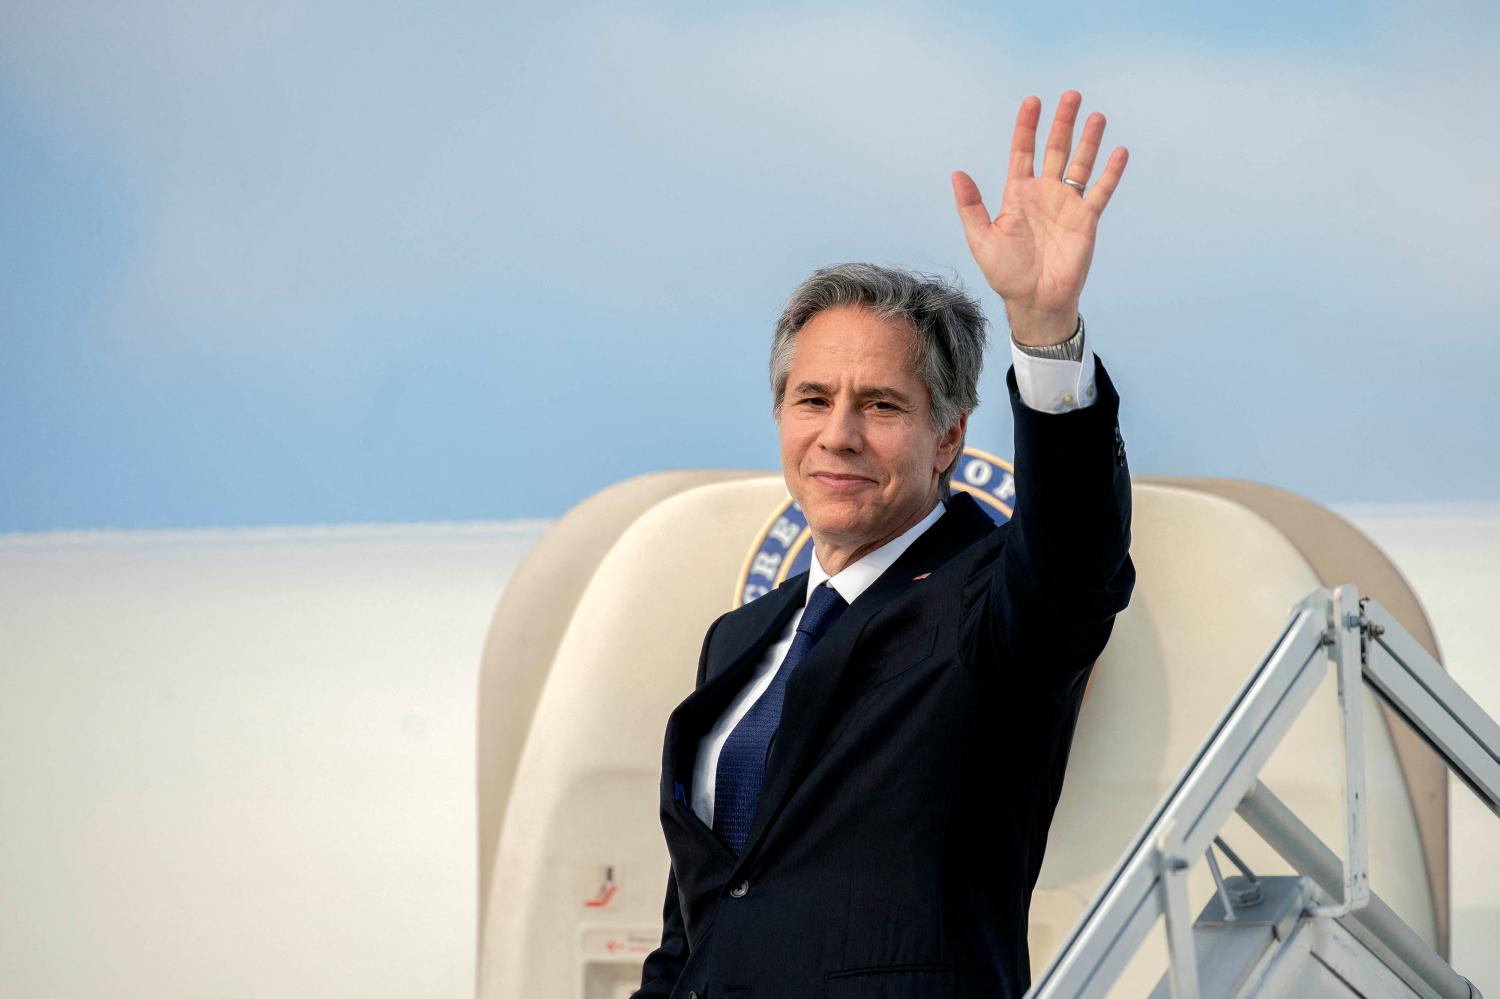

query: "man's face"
xmin=778 ymin=305 xmax=963 ymax=564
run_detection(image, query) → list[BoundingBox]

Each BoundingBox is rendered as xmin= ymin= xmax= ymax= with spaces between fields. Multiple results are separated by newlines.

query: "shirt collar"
xmin=807 ymin=497 xmax=946 ymax=607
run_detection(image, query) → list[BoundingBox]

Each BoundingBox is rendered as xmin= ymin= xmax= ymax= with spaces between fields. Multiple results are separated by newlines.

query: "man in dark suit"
xmin=632 ymin=90 xmax=1135 ymax=999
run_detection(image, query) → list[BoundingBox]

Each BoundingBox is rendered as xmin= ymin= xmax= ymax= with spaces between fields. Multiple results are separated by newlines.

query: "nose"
xmin=815 ymin=397 xmax=863 ymax=453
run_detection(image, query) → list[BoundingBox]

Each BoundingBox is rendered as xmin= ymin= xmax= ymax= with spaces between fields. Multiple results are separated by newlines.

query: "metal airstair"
xmin=1028 ymin=585 xmax=1497 ymax=998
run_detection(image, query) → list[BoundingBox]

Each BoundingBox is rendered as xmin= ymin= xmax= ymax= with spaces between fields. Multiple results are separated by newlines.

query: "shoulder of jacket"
xmin=708 ymin=571 xmax=803 ymax=639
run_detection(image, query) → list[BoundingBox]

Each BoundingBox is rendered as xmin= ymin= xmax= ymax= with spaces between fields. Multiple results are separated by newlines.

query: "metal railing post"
xmin=1307 ymin=584 xmax=1371 ymax=918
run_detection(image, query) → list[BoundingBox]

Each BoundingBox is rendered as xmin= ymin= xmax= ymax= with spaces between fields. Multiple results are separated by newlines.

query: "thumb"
xmin=951 ymin=171 xmax=992 ymax=239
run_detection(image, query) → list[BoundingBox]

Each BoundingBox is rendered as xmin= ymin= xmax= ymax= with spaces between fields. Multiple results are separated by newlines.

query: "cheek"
xmin=778 ymin=427 xmax=808 ymax=474
xmin=893 ymin=432 xmax=938 ymax=481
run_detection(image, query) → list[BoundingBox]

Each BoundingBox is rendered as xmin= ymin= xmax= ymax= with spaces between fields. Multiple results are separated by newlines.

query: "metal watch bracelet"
xmin=1012 ymin=314 xmax=1084 ymax=361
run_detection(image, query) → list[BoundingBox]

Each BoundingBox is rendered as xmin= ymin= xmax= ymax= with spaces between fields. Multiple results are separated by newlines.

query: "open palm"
xmin=953 ymin=91 xmax=1128 ymax=345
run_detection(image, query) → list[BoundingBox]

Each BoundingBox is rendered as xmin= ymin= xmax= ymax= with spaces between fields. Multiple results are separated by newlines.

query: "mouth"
xmin=809 ymin=472 xmax=877 ymax=491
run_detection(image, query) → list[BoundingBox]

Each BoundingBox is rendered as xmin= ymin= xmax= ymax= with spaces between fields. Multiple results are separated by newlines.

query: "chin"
xmin=804 ymin=506 xmax=875 ymax=543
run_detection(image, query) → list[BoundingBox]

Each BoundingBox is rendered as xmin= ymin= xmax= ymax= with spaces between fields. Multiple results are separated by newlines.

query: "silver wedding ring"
xmin=1062 ymin=178 xmax=1086 ymax=193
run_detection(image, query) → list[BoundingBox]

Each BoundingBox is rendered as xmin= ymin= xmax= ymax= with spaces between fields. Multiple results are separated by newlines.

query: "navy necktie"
xmin=713 ymin=582 xmax=848 ymax=853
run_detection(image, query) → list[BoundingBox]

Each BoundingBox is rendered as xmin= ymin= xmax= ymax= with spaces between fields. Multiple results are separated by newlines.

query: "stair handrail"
xmin=1025 ymin=584 xmax=1496 ymax=999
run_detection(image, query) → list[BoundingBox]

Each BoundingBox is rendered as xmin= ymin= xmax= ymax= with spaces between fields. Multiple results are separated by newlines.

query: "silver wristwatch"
xmin=1012 ymin=314 xmax=1085 ymax=361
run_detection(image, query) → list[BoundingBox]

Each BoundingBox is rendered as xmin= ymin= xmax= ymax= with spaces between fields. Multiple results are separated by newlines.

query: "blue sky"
xmin=2 ymin=1 xmax=1496 ymax=531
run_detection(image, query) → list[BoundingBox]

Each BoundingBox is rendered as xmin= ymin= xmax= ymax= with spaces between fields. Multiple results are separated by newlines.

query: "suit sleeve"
xmin=629 ymin=612 xmax=724 ymax=998
xmin=980 ymin=353 xmax=1135 ymax=685
xmin=630 ymin=862 xmax=690 ymax=998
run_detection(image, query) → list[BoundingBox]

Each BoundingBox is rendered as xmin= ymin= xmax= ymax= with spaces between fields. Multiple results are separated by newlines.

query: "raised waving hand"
xmin=952 ymin=90 xmax=1128 ymax=347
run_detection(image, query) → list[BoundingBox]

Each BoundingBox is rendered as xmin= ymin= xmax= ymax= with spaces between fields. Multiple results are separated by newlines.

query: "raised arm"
xmin=954 ymin=91 xmax=1134 ymax=677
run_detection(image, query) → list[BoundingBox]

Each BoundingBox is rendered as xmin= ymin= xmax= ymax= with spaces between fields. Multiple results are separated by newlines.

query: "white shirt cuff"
xmin=1010 ymin=336 xmax=1098 ymax=413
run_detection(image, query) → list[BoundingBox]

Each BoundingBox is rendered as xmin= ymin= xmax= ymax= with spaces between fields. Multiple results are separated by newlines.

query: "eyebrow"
xmin=791 ymin=381 xmax=916 ymax=407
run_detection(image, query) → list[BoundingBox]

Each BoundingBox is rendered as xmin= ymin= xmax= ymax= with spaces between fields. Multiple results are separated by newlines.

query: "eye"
xmin=798 ymin=396 xmax=829 ymax=408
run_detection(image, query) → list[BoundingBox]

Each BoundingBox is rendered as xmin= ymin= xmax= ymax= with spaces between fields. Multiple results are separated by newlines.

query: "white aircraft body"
xmin=0 ymin=492 xmax=1495 ymax=998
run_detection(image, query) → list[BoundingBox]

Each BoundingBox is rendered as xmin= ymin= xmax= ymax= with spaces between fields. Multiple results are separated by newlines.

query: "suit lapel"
xmin=661 ymin=575 xmax=805 ymax=855
xmin=731 ymin=493 xmax=996 ymax=869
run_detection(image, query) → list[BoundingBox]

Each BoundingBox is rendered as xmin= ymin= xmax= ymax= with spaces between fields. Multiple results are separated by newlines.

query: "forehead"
xmin=791 ymin=306 xmax=921 ymax=380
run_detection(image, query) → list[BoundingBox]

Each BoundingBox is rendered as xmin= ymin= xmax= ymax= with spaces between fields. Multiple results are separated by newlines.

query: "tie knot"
xmin=797 ymin=583 xmax=848 ymax=642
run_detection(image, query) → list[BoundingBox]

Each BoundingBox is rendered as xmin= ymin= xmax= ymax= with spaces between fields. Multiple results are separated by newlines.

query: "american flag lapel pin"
xmin=913 ymin=572 xmax=931 ymax=581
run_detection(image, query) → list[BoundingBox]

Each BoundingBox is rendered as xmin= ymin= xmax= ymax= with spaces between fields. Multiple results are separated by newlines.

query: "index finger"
xmin=1008 ymin=96 xmax=1041 ymax=180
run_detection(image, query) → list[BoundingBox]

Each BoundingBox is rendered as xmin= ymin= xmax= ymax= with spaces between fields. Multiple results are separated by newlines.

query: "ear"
xmin=935 ymin=412 xmax=967 ymax=474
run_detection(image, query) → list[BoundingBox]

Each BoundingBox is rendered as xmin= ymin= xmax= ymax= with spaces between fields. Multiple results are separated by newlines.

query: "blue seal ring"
xmin=733 ymin=446 xmax=1016 ymax=607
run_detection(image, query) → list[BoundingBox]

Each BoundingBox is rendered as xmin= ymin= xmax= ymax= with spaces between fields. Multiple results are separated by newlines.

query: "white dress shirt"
xmin=690 ymin=341 xmax=1098 ymax=828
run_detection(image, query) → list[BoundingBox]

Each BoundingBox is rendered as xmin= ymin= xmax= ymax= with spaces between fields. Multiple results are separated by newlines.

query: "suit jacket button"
xmin=729 ymin=880 xmax=749 ymax=898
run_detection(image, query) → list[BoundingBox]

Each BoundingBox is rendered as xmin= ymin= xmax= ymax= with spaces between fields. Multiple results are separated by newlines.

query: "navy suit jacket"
xmin=633 ymin=358 xmax=1135 ymax=999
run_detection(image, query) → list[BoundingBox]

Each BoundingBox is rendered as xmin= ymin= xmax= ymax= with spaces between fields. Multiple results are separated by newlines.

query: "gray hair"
xmin=770 ymin=262 xmax=988 ymax=494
